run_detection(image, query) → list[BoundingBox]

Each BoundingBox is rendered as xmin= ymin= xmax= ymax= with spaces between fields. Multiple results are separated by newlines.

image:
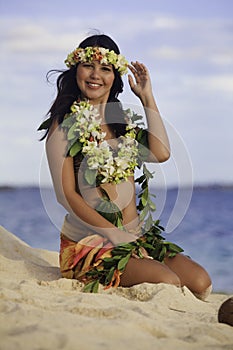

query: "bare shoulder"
xmin=46 ymin=120 xmax=60 ymax=141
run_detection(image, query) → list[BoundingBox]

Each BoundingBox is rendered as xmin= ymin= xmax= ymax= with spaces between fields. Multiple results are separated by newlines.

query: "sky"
xmin=1 ymin=0 xmax=233 ymax=187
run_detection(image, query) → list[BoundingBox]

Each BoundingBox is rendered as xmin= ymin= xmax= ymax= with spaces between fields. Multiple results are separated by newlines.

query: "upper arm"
xmin=46 ymin=123 xmax=76 ymax=208
xmin=136 ymin=127 xmax=170 ymax=164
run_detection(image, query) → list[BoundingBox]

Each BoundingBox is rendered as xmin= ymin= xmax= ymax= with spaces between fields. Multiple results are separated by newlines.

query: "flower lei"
xmin=61 ymin=100 xmax=138 ymax=186
xmin=65 ymin=46 xmax=128 ymax=76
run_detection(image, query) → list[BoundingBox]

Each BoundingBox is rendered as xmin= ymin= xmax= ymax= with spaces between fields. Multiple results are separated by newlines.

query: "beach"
xmin=0 ymin=225 xmax=232 ymax=350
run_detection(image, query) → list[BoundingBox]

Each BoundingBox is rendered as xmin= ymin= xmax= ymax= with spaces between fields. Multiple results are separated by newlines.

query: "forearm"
xmin=59 ymin=189 xmax=117 ymax=233
xmin=58 ymin=189 xmax=137 ymax=245
xmin=128 ymin=62 xmax=170 ymax=163
xmin=140 ymin=93 xmax=170 ymax=163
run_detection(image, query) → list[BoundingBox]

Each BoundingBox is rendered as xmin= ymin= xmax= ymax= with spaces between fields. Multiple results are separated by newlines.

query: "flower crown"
xmin=65 ymin=46 xmax=128 ymax=76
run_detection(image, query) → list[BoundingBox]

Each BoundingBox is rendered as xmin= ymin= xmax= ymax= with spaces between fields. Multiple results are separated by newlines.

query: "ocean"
xmin=0 ymin=185 xmax=232 ymax=294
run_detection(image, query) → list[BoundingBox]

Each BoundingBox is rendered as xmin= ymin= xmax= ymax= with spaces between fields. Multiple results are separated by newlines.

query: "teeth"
xmin=88 ymin=83 xmax=100 ymax=87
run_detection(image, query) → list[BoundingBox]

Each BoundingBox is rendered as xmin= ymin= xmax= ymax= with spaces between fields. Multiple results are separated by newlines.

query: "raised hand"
xmin=128 ymin=61 xmax=153 ymax=100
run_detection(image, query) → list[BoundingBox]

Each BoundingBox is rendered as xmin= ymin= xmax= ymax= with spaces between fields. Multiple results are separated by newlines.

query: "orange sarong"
xmin=59 ymin=233 xmax=121 ymax=288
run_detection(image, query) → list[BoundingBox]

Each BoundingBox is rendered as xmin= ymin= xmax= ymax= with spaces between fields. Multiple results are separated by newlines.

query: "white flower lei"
xmin=61 ymin=100 xmax=139 ymax=186
xmin=64 ymin=46 xmax=128 ymax=76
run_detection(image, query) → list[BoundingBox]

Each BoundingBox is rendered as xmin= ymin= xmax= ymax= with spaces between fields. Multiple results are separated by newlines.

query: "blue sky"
xmin=1 ymin=0 xmax=233 ymax=187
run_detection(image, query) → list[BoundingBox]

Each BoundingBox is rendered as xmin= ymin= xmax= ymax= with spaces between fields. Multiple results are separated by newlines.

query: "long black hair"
xmin=39 ymin=34 xmax=127 ymax=140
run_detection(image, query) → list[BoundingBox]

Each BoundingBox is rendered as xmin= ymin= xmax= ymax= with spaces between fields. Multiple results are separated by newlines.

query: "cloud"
xmin=183 ymin=74 xmax=233 ymax=95
xmin=0 ymin=10 xmax=233 ymax=186
xmin=2 ymin=14 xmax=232 ymax=65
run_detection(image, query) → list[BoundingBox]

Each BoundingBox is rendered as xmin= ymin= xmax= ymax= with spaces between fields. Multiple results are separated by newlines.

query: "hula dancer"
xmin=39 ymin=33 xmax=211 ymax=297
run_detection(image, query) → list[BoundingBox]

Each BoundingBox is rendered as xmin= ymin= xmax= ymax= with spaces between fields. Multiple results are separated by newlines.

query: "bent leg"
xmin=120 ymin=257 xmax=181 ymax=288
xmin=164 ymin=254 xmax=212 ymax=299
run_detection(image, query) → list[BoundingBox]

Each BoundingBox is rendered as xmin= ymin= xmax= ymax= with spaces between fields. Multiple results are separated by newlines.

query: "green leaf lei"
xmin=83 ymin=222 xmax=183 ymax=293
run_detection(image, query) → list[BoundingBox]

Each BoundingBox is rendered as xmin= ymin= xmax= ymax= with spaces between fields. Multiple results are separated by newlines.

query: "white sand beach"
xmin=0 ymin=225 xmax=232 ymax=350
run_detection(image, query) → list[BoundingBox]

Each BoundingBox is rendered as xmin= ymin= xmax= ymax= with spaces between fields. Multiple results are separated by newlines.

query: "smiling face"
xmin=76 ymin=61 xmax=115 ymax=105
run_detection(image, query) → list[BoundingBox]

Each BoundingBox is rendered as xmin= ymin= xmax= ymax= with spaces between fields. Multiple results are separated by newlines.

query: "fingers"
xmin=128 ymin=74 xmax=135 ymax=89
xmin=128 ymin=61 xmax=148 ymax=77
xmin=127 ymin=61 xmax=151 ymax=96
xmin=132 ymin=247 xmax=153 ymax=260
xmin=128 ymin=61 xmax=148 ymax=87
xmin=140 ymin=247 xmax=153 ymax=259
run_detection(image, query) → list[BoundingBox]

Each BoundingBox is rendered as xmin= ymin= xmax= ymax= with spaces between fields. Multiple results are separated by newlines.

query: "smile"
xmin=87 ymin=82 xmax=102 ymax=88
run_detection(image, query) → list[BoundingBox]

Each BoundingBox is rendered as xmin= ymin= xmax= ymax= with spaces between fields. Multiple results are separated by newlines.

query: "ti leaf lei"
xmin=78 ymin=103 xmax=183 ymax=292
xmin=83 ymin=222 xmax=183 ymax=293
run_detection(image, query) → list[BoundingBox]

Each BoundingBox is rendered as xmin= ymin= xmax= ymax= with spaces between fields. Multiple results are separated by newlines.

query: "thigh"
xmin=164 ymin=253 xmax=212 ymax=293
xmin=120 ymin=257 xmax=180 ymax=288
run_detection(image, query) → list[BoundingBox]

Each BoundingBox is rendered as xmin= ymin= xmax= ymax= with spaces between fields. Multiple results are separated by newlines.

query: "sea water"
xmin=0 ymin=185 xmax=232 ymax=293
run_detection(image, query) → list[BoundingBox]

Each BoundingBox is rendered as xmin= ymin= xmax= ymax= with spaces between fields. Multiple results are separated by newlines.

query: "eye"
xmin=82 ymin=63 xmax=93 ymax=68
xmin=101 ymin=65 xmax=112 ymax=72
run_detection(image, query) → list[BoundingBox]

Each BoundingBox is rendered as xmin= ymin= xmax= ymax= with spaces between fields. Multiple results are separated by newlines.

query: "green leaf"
xmin=112 ymin=242 xmax=134 ymax=252
xmin=138 ymin=147 xmax=149 ymax=159
xmin=96 ymin=203 xmax=123 ymax=227
xmin=158 ymin=246 xmax=167 ymax=261
xmin=148 ymin=199 xmax=156 ymax=210
xmin=130 ymin=112 xmax=144 ymax=123
xmin=92 ymin=280 xmax=100 ymax=293
xmin=83 ymin=280 xmax=99 ymax=293
xmin=69 ymin=141 xmax=82 ymax=157
xmin=67 ymin=123 xmax=77 ymax=140
xmin=141 ymin=196 xmax=147 ymax=206
xmin=144 ymin=215 xmax=153 ymax=232
xmin=167 ymin=243 xmax=184 ymax=254
xmin=136 ymin=129 xmax=147 ymax=145
xmin=104 ymin=256 xmax=122 ymax=262
xmin=61 ymin=115 xmax=74 ymax=128
xmin=116 ymin=216 xmax=124 ymax=229
xmin=141 ymin=242 xmax=154 ymax=250
xmin=98 ymin=188 xmax=110 ymax=200
xmin=105 ymin=267 xmax=115 ymax=285
xmin=117 ymin=254 xmax=131 ymax=271
xmin=143 ymin=164 xmax=154 ymax=179
xmin=96 ymin=193 xmax=123 ymax=227
xmin=84 ymin=168 xmax=97 ymax=185
xmin=140 ymin=207 xmax=149 ymax=221
xmin=141 ymin=187 xmax=148 ymax=205
xmin=167 ymin=252 xmax=177 ymax=258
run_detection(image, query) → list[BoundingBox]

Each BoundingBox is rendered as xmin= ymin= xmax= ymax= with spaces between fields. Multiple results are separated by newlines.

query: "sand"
xmin=0 ymin=225 xmax=232 ymax=350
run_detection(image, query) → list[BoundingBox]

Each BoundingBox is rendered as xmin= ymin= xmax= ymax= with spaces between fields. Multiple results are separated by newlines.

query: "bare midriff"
xmin=76 ymin=172 xmax=140 ymax=231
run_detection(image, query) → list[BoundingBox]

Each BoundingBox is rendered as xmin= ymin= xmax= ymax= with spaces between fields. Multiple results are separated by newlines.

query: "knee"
xmin=160 ymin=270 xmax=181 ymax=287
xmin=192 ymin=269 xmax=212 ymax=297
xmin=194 ymin=284 xmax=212 ymax=301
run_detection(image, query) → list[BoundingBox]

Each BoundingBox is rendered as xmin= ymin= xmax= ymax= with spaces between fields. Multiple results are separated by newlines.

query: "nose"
xmin=90 ymin=67 xmax=101 ymax=80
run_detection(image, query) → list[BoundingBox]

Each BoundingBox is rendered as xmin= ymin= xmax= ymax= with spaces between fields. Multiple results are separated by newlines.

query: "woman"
xmin=39 ymin=34 xmax=212 ymax=298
